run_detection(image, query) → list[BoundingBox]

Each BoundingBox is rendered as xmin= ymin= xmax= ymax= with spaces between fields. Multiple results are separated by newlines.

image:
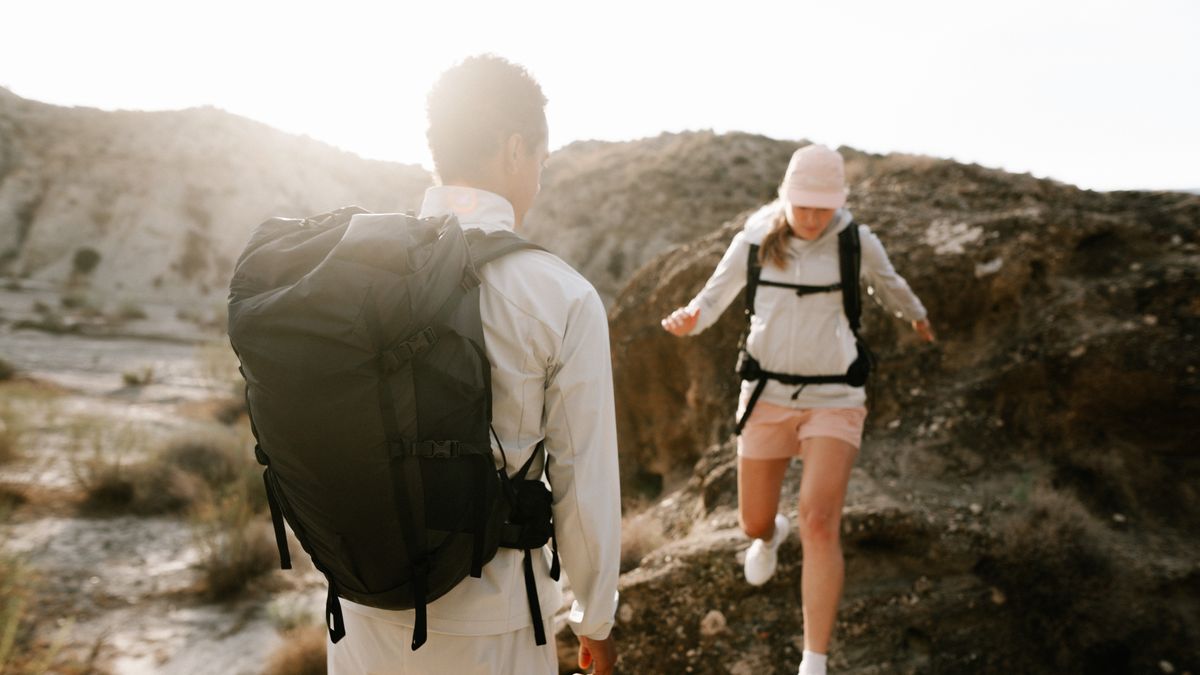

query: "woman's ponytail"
xmin=758 ymin=207 xmax=792 ymax=269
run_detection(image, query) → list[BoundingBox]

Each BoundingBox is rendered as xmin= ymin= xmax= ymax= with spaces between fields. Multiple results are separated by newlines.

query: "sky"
xmin=3 ymin=0 xmax=1198 ymax=191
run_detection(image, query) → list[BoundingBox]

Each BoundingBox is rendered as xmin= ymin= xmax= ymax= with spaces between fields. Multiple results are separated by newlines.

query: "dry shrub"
xmin=121 ymin=366 xmax=154 ymax=387
xmin=193 ymin=491 xmax=278 ymax=600
xmin=981 ymin=485 xmax=1134 ymax=670
xmin=71 ymin=421 xmax=146 ymax=510
xmin=621 ymin=510 xmax=667 ymax=573
xmin=0 ymin=414 xmax=16 ymax=465
xmin=263 ymin=625 xmax=327 ymax=675
xmin=74 ymin=425 xmax=262 ymax=516
xmin=0 ymin=357 xmax=14 ymax=382
xmin=113 ymin=300 xmax=148 ymax=322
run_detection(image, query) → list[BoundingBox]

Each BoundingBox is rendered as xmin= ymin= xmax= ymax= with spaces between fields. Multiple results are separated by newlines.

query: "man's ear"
xmin=503 ymin=133 xmax=524 ymax=174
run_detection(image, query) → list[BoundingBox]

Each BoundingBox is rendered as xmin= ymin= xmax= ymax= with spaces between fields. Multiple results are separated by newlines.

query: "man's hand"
xmin=578 ymin=635 xmax=617 ymax=674
xmin=661 ymin=307 xmax=700 ymax=337
xmin=912 ymin=318 xmax=936 ymax=343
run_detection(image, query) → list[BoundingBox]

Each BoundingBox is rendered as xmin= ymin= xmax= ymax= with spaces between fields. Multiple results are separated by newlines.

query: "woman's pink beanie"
xmin=779 ymin=144 xmax=848 ymax=209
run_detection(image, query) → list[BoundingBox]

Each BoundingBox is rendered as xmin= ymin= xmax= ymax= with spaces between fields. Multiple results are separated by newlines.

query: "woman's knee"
xmin=797 ymin=503 xmax=841 ymax=546
xmin=740 ymin=513 xmax=777 ymax=540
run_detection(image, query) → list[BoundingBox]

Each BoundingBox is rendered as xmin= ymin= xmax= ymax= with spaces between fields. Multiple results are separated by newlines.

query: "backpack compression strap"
xmin=376 ymin=227 xmax=548 ymax=651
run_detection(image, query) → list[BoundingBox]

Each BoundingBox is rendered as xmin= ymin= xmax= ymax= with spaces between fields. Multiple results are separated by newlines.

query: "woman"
xmin=661 ymin=144 xmax=933 ymax=675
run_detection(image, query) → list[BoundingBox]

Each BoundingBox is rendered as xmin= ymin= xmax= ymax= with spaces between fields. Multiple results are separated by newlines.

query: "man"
xmin=326 ymin=55 xmax=621 ymax=675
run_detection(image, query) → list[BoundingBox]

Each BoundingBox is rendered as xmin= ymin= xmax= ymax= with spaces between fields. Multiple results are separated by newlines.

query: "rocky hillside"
xmin=522 ymin=131 xmax=802 ymax=304
xmin=599 ymin=156 xmax=1200 ymax=673
xmin=0 ymin=88 xmax=429 ymax=304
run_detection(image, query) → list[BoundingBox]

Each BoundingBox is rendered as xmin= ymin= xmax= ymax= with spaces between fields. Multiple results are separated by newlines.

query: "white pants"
xmin=326 ymin=612 xmax=557 ymax=675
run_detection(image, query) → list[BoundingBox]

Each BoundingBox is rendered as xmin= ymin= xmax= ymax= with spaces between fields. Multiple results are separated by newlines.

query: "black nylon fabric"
xmin=228 ymin=208 xmax=543 ymax=635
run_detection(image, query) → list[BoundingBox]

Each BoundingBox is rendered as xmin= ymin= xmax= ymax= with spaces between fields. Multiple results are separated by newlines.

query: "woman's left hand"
xmin=912 ymin=319 xmax=936 ymax=343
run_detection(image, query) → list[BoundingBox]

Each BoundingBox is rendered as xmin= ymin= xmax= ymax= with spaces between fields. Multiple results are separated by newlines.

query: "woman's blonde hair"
xmin=758 ymin=206 xmax=792 ymax=269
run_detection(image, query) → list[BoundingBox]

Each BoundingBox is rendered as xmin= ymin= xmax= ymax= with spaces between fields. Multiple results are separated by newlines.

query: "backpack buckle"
xmin=397 ymin=440 xmax=462 ymax=458
xmin=380 ymin=327 xmax=439 ymax=373
xmin=428 ymin=441 xmax=460 ymax=458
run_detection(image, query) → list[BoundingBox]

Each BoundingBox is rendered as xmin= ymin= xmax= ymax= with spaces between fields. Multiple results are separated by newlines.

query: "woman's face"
xmin=785 ymin=204 xmax=837 ymax=240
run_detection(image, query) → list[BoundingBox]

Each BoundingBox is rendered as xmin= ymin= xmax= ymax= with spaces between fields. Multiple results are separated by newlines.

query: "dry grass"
xmin=72 ymin=424 xmax=262 ymax=517
xmin=620 ymin=509 xmax=667 ymax=573
xmin=120 ymin=366 xmax=155 ymax=387
xmin=1 ymin=515 xmax=71 ymax=674
xmin=263 ymin=625 xmax=327 ymax=675
xmin=192 ymin=490 xmax=278 ymax=601
xmin=0 ymin=379 xmax=64 ymax=465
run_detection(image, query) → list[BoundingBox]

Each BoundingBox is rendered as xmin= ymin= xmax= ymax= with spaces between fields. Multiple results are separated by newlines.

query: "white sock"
xmin=799 ymin=650 xmax=827 ymax=675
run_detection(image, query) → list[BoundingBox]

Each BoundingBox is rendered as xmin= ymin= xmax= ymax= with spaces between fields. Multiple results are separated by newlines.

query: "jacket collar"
xmin=418 ymin=186 xmax=515 ymax=233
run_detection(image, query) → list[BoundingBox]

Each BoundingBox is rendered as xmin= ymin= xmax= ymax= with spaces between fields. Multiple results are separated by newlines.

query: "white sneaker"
xmin=743 ymin=513 xmax=789 ymax=586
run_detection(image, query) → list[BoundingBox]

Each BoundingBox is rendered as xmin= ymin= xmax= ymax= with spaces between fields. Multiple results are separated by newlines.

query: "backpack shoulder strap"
xmin=465 ymin=229 xmax=547 ymax=270
xmin=745 ymin=243 xmax=762 ymax=320
xmin=838 ymin=223 xmax=863 ymax=333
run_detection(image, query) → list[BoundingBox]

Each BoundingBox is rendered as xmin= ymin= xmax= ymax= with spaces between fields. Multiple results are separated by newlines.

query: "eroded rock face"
xmin=610 ymin=154 xmax=1200 ymax=514
xmin=0 ymin=88 xmax=430 ymax=304
xmin=523 ymin=131 xmax=801 ymax=305
xmin=604 ymin=155 xmax=1200 ymax=673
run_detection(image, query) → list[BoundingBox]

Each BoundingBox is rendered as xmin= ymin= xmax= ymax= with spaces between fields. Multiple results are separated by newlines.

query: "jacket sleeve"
xmin=684 ymin=231 xmax=751 ymax=335
xmin=859 ymin=225 xmax=928 ymax=322
xmin=543 ymin=286 xmax=621 ymax=640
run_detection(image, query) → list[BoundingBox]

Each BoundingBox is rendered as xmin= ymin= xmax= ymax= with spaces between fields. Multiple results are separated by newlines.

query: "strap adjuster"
xmin=379 ymin=327 xmax=438 ymax=373
xmin=393 ymin=440 xmax=463 ymax=459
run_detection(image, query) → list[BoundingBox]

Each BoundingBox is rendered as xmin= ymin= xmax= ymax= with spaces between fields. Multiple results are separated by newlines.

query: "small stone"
xmin=1159 ymin=661 xmax=1175 ymax=674
xmin=887 ymin=419 xmax=901 ymax=430
xmin=700 ymin=609 xmax=727 ymax=637
xmin=1069 ymin=345 xmax=1087 ymax=358
xmin=1130 ymin=262 xmax=1143 ymax=271
xmin=1143 ymin=314 xmax=1159 ymax=326
xmin=1113 ymin=513 xmax=1127 ymax=523
xmin=909 ymin=387 xmax=922 ymax=396
xmin=618 ymin=604 xmax=634 ymax=623
xmin=969 ymin=503 xmax=983 ymax=515
xmin=1171 ymin=234 xmax=1183 ymax=246
xmin=990 ymin=587 xmax=1007 ymax=605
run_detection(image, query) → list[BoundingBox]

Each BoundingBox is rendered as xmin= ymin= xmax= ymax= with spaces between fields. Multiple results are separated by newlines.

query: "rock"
xmin=699 ymin=609 xmax=727 ymax=637
xmin=990 ymin=587 xmax=1007 ymax=605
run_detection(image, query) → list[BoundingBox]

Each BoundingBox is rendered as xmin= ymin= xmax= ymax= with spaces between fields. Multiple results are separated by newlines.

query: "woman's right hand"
xmin=661 ymin=306 xmax=700 ymax=336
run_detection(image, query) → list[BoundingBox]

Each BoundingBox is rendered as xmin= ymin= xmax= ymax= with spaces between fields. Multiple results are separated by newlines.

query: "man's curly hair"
xmin=426 ymin=55 xmax=548 ymax=182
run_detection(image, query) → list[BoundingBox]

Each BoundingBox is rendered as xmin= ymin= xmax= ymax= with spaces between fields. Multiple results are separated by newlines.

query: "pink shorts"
xmin=737 ymin=399 xmax=868 ymax=459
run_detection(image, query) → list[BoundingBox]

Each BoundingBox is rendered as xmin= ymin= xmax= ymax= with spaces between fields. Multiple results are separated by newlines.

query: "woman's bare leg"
xmin=738 ymin=456 xmax=791 ymax=539
xmin=796 ymin=436 xmax=858 ymax=653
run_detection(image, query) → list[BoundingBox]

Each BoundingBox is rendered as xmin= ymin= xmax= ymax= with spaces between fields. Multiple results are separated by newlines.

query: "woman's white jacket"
xmin=685 ymin=202 xmax=927 ymax=410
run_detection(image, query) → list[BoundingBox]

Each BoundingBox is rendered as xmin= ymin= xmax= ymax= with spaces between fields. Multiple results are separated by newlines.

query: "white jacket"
xmin=339 ymin=186 xmax=621 ymax=642
xmin=686 ymin=202 xmax=927 ymax=410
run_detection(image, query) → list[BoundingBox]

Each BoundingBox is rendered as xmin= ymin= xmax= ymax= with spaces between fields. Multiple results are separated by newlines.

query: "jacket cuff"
xmin=567 ymin=591 xmax=619 ymax=640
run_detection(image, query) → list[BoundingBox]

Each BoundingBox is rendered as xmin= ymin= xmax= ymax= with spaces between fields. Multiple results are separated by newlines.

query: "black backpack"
xmin=734 ymin=222 xmax=873 ymax=434
xmin=227 ymin=206 xmax=559 ymax=650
